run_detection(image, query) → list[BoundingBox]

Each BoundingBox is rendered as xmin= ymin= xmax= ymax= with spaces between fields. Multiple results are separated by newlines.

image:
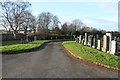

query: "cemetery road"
xmin=2 ymin=42 xmax=118 ymax=78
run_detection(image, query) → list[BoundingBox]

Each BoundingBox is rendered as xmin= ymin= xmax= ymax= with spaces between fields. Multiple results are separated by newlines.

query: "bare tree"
xmin=28 ymin=14 xmax=37 ymax=41
xmin=60 ymin=23 xmax=67 ymax=35
xmin=68 ymin=23 xmax=75 ymax=31
xmin=0 ymin=17 xmax=10 ymax=31
xmin=20 ymin=12 xmax=35 ymax=42
xmin=72 ymin=19 xmax=84 ymax=31
xmin=38 ymin=12 xmax=53 ymax=29
xmin=61 ymin=22 xmax=67 ymax=30
xmin=28 ymin=15 xmax=36 ymax=34
xmin=52 ymin=16 xmax=60 ymax=29
xmin=51 ymin=27 xmax=60 ymax=35
xmin=62 ymin=22 xmax=75 ymax=31
xmin=0 ymin=0 xmax=31 ymax=39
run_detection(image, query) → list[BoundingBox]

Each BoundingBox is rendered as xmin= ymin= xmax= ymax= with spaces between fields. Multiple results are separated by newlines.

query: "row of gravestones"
xmin=75 ymin=33 xmax=120 ymax=56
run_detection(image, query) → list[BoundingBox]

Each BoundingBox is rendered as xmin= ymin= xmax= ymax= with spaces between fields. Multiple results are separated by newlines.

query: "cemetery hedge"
xmin=118 ymin=41 xmax=120 ymax=54
xmin=62 ymin=41 xmax=120 ymax=69
xmin=2 ymin=40 xmax=21 ymax=46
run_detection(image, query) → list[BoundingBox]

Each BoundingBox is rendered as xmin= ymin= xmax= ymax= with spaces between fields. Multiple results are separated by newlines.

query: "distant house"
xmin=18 ymin=30 xmax=35 ymax=34
xmin=18 ymin=30 xmax=24 ymax=34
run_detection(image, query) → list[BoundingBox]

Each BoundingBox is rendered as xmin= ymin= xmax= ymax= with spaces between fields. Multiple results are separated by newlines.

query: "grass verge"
xmin=1 ymin=40 xmax=51 ymax=54
xmin=1 ymin=39 xmax=73 ymax=54
xmin=62 ymin=41 xmax=120 ymax=69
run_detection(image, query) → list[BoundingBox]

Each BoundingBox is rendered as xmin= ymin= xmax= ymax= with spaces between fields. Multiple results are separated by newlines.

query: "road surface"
xmin=2 ymin=42 xmax=118 ymax=78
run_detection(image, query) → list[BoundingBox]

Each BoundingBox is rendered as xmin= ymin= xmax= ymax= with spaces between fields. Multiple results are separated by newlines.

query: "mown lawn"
xmin=62 ymin=41 xmax=120 ymax=69
xmin=0 ymin=39 xmax=72 ymax=54
xmin=0 ymin=40 xmax=51 ymax=54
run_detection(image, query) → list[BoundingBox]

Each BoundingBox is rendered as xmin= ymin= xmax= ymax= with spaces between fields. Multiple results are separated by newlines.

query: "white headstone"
xmin=92 ymin=36 xmax=96 ymax=48
xmin=84 ymin=33 xmax=88 ymax=45
xmin=79 ymin=35 xmax=82 ymax=43
xmin=102 ymin=35 xmax=108 ymax=52
xmin=87 ymin=35 xmax=93 ymax=47
xmin=110 ymin=40 xmax=117 ymax=55
xmin=97 ymin=40 xmax=101 ymax=50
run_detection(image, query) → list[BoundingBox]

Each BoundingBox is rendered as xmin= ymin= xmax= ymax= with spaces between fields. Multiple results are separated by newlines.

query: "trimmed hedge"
xmin=2 ymin=40 xmax=21 ymax=46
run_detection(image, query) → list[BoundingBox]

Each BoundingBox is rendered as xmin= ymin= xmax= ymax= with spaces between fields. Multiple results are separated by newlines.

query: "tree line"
xmin=0 ymin=0 xmax=112 ymax=41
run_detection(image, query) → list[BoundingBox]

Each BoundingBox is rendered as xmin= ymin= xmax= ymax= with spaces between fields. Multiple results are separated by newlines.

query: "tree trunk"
xmin=24 ymin=29 xmax=29 ymax=43
xmin=13 ymin=31 xmax=17 ymax=40
xmin=34 ymin=36 xmax=37 ymax=41
xmin=34 ymin=29 xmax=36 ymax=41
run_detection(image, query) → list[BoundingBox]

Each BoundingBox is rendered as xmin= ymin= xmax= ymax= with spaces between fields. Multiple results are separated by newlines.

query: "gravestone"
xmin=73 ymin=35 xmax=76 ymax=39
xmin=114 ymin=36 xmax=117 ymax=41
xmin=21 ymin=38 xmax=23 ymax=44
xmin=110 ymin=40 xmax=117 ymax=55
xmin=92 ymin=36 xmax=96 ymax=48
xmin=97 ymin=39 xmax=101 ymax=50
xmin=34 ymin=36 xmax=37 ymax=41
xmin=106 ymin=33 xmax=112 ymax=53
xmin=82 ymin=39 xmax=84 ymax=44
xmin=50 ymin=37 xmax=53 ymax=40
xmin=79 ymin=35 xmax=82 ymax=43
xmin=102 ymin=35 xmax=108 ymax=52
xmin=117 ymin=37 xmax=120 ymax=41
xmin=70 ymin=36 xmax=72 ymax=39
xmin=56 ymin=36 xmax=58 ymax=39
xmin=96 ymin=34 xmax=99 ymax=39
xmin=87 ymin=35 xmax=91 ymax=46
xmin=75 ymin=37 xmax=79 ymax=43
xmin=84 ymin=33 xmax=88 ymax=45
xmin=87 ymin=35 xmax=93 ymax=47
xmin=26 ymin=35 xmax=29 ymax=42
